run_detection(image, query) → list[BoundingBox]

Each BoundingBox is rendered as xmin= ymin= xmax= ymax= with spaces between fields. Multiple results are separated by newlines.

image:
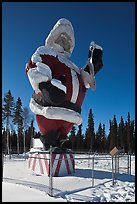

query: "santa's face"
xmin=45 ymin=18 xmax=75 ymax=58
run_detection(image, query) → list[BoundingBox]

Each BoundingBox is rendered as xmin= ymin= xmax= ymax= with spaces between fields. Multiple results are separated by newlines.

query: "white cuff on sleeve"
xmin=27 ymin=63 xmax=52 ymax=94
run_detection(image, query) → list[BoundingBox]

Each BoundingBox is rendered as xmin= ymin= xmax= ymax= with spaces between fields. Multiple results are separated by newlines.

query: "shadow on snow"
xmin=55 ymin=168 xmax=135 ymax=199
xmin=71 ymin=168 xmax=135 ymax=182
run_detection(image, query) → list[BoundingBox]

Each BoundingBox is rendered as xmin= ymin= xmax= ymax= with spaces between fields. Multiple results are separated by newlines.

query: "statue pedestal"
xmin=28 ymin=150 xmax=75 ymax=177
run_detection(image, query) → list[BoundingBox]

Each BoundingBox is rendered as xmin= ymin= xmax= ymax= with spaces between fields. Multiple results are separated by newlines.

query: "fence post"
xmin=115 ymin=155 xmax=117 ymax=177
xmin=88 ymin=152 xmax=90 ymax=168
xmin=117 ymin=155 xmax=119 ymax=174
xmin=110 ymin=146 xmax=119 ymax=185
xmin=2 ymin=152 xmax=4 ymax=182
xmin=49 ymin=145 xmax=53 ymax=196
xmin=127 ymin=152 xmax=131 ymax=175
xmin=92 ymin=154 xmax=94 ymax=186
xmin=129 ymin=154 xmax=131 ymax=175
xmin=112 ymin=156 xmax=115 ymax=186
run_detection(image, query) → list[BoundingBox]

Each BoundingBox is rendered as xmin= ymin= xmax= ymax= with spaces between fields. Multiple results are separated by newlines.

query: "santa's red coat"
xmin=26 ymin=53 xmax=87 ymax=137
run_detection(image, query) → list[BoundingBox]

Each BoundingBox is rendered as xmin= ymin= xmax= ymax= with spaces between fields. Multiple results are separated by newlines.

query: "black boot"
xmin=40 ymin=131 xmax=61 ymax=150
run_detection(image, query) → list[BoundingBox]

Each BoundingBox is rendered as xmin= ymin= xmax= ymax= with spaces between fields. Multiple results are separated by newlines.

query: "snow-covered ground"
xmin=2 ymin=153 xmax=135 ymax=202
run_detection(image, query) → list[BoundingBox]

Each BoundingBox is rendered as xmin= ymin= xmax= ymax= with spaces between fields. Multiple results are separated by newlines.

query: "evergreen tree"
xmin=24 ymin=119 xmax=35 ymax=151
xmin=130 ymin=120 xmax=135 ymax=154
xmin=22 ymin=107 xmax=31 ymax=153
xmin=113 ymin=115 xmax=118 ymax=147
xmin=76 ymin=124 xmax=84 ymax=151
xmin=13 ymin=97 xmax=23 ymax=154
xmin=118 ymin=116 xmax=125 ymax=150
xmin=102 ymin=124 xmax=107 ymax=152
xmin=84 ymin=108 xmax=95 ymax=152
xmin=105 ymin=135 xmax=110 ymax=153
xmin=95 ymin=123 xmax=102 ymax=152
xmin=109 ymin=119 xmax=114 ymax=151
xmin=126 ymin=112 xmax=134 ymax=153
xmin=34 ymin=131 xmax=41 ymax=139
xmin=106 ymin=120 xmax=111 ymax=152
xmin=23 ymin=107 xmax=31 ymax=130
xmin=25 ymin=129 xmax=32 ymax=151
xmin=29 ymin=119 xmax=35 ymax=149
xmin=95 ymin=123 xmax=106 ymax=153
xmin=2 ymin=128 xmax=7 ymax=153
xmin=127 ymin=112 xmax=131 ymax=151
xmin=10 ymin=131 xmax=17 ymax=153
xmin=132 ymin=124 xmax=135 ymax=154
xmin=2 ymin=90 xmax=15 ymax=154
xmin=68 ymin=126 xmax=76 ymax=150
xmin=110 ymin=115 xmax=118 ymax=150
xmin=124 ymin=121 xmax=128 ymax=152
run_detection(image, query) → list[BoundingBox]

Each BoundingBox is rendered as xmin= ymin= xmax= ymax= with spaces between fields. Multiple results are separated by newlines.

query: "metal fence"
xmin=47 ymin=147 xmax=132 ymax=196
xmin=111 ymin=153 xmax=132 ymax=185
xmin=3 ymin=147 xmax=132 ymax=197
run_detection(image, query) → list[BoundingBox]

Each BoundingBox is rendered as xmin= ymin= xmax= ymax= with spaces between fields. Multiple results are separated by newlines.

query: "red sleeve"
xmin=40 ymin=54 xmax=59 ymax=69
xmin=25 ymin=55 xmax=58 ymax=74
xmin=25 ymin=59 xmax=36 ymax=74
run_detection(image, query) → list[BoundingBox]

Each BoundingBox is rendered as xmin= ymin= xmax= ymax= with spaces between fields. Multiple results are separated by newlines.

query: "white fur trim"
xmin=43 ymin=107 xmax=82 ymax=125
xmin=36 ymin=62 xmax=52 ymax=80
xmin=27 ymin=64 xmax=52 ymax=93
xmin=29 ymin=98 xmax=43 ymax=115
xmin=70 ymin=69 xmax=79 ymax=103
xmin=31 ymin=53 xmax=42 ymax=63
xmin=35 ymin=46 xmax=57 ymax=57
xmin=51 ymin=79 xmax=66 ymax=93
xmin=80 ymin=68 xmax=96 ymax=91
xmin=33 ymin=46 xmax=80 ymax=74
xmin=80 ymin=69 xmax=91 ymax=88
xmin=45 ymin=18 xmax=75 ymax=57
xmin=90 ymin=41 xmax=103 ymax=51
xmin=29 ymin=98 xmax=82 ymax=125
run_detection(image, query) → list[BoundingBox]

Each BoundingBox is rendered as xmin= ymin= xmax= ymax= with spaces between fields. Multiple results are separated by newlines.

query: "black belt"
xmin=32 ymin=93 xmax=81 ymax=114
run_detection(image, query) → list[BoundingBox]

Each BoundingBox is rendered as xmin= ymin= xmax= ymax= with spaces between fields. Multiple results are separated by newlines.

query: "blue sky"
xmin=2 ymin=2 xmax=135 ymax=135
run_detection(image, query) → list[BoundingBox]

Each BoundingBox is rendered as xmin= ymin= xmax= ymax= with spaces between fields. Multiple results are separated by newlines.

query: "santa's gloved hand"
xmin=88 ymin=41 xmax=103 ymax=75
xmin=80 ymin=63 xmax=96 ymax=91
xmin=39 ymin=79 xmax=66 ymax=105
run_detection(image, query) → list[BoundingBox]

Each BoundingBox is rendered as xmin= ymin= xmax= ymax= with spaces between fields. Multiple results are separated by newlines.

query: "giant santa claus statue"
xmin=26 ymin=18 xmax=103 ymax=150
